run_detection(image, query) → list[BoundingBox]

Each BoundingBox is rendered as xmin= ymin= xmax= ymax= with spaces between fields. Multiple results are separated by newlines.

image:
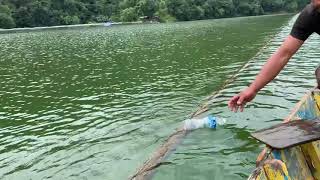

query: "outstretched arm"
xmin=228 ymin=35 xmax=304 ymax=112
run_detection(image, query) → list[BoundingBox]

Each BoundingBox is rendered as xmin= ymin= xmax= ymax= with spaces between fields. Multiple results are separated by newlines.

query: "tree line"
xmin=0 ymin=0 xmax=310 ymax=29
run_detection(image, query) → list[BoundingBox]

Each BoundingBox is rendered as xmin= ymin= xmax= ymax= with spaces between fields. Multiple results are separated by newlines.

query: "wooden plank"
xmin=249 ymin=90 xmax=320 ymax=179
xmin=294 ymin=91 xmax=320 ymax=120
xmin=251 ymin=120 xmax=320 ymax=149
xmin=301 ymin=141 xmax=320 ymax=179
xmin=249 ymin=148 xmax=314 ymax=180
xmin=248 ymin=166 xmax=269 ymax=180
xmin=265 ymin=91 xmax=318 ymax=179
xmin=273 ymin=148 xmax=314 ymax=180
xmin=263 ymin=159 xmax=290 ymax=180
xmin=274 ymin=90 xmax=319 ymax=180
xmin=313 ymin=92 xmax=320 ymax=117
xmin=256 ymin=167 xmax=269 ymax=180
xmin=298 ymin=92 xmax=320 ymax=180
xmin=285 ymin=91 xmax=313 ymax=122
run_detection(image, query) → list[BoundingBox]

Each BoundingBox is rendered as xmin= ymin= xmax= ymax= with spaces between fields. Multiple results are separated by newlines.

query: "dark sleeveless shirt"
xmin=290 ymin=4 xmax=320 ymax=41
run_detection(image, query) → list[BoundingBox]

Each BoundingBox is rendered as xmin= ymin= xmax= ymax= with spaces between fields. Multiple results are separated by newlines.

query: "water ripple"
xmin=0 ymin=15 xmax=292 ymax=180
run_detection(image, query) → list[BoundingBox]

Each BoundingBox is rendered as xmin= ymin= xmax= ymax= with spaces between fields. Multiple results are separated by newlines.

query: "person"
xmin=228 ymin=0 xmax=320 ymax=112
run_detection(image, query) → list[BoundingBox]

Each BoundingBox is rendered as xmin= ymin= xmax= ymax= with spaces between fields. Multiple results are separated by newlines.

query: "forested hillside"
xmin=0 ymin=0 xmax=310 ymax=29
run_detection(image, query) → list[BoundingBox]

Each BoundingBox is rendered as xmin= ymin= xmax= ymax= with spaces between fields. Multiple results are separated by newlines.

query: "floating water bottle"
xmin=184 ymin=115 xmax=226 ymax=130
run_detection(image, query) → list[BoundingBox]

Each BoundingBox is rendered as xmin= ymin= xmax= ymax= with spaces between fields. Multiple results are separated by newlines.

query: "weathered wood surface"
xmin=301 ymin=142 xmax=320 ymax=179
xmin=252 ymin=120 xmax=320 ymax=149
xmin=250 ymin=89 xmax=320 ymax=180
xmin=263 ymin=159 xmax=290 ymax=180
xmin=273 ymin=148 xmax=313 ymax=180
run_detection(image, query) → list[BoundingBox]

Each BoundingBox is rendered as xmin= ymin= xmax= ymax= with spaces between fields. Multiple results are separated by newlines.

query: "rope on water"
xmin=130 ymin=34 xmax=278 ymax=180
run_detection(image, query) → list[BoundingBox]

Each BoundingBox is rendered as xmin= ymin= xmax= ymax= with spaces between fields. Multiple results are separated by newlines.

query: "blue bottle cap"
xmin=207 ymin=115 xmax=217 ymax=129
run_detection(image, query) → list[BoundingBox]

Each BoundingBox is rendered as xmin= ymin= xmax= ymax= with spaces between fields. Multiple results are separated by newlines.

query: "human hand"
xmin=228 ymin=87 xmax=257 ymax=112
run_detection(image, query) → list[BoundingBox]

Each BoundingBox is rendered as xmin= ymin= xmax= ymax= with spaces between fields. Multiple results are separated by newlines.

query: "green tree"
xmin=64 ymin=0 xmax=80 ymax=15
xmin=296 ymin=0 xmax=309 ymax=9
xmin=237 ymin=0 xmax=263 ymax=16
xmin=166 ymin=0 xmax=191 ymax=21
xmin=261 ymin=0 xmax=284 ymax=12
xmin=0 ymin=0 xmax=312 ymax=28
xmin=62 ymin=15 xmax=80 ymax=24
xmin=30 ymin=1 xmax=53 ymax=26
xmin=189 ymin=5 xmax=204 ymax=20
xmin=0 ymin=5 xmax=11 ymax=15
xmin=136 ymin=0 xmax=158 ymax=17
xmin=155 ymin=0 xmax=175 ymax=22
xmin=8 ymin=0 xmax=33 ymax=8
xmin=284 ymin=0 xmax=298 ymax=12
xmin=120 ymin=7 xmax=138 ymax=21
xmin=13 ymin=7 xmax=33 ymax=27
xmin=0 ymin=13 xmax=15 ymax=28
xmin=216 ymin=0 xmax=235 ymax=17
xmin=238 ymin=2 xmax=252 ymax=15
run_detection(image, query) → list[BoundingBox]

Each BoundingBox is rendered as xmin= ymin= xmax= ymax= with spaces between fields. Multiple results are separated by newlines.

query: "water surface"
xmin=154 ymin=14 xmax=320 ymax=180
xmin=0 ymin=15 xmax=297 ymax=179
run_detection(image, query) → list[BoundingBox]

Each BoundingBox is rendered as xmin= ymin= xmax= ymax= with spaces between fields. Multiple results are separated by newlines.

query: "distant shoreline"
xmin=0 ymin=21 xmax=145 ymax=34
xmin=0 ymin=13 xmax=294 ymax=34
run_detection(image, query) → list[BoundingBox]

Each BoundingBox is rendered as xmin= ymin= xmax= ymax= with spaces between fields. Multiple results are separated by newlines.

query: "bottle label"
xmin=207 ymin=115 xmax=217 ymax=129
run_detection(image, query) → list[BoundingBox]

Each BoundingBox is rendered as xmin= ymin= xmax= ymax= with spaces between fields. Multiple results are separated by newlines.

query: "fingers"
xmin=240 ymin=103 xmax=245 ymax=112
xmin=234 ymin=104 xmax=239 ymax=113
xmin=228 ymin=95 xmax=246 ymax=112
xmin=237 ymin=96 xmax=245 ymax=106
xmin=228 ymin=95 xmax=239 ymax=111
xmin=237 ymin=96 xmax=246 ymax=112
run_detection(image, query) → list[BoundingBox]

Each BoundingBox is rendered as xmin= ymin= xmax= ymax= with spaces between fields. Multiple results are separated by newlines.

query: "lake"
xmin=1 ymin=14 xmax=317 ymax=180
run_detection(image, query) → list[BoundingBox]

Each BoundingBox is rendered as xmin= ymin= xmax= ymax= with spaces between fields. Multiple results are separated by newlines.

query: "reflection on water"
xmin=0 ymin=15 xmax=293 ymax=180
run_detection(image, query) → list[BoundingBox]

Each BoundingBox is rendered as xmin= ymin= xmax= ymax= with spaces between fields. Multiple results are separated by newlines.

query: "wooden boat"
xmin=248 ymin=89 xmax=320 ymax=180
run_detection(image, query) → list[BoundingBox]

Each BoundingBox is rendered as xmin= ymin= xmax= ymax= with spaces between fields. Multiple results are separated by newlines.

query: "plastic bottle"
xmin=183 ymin=115 xmax=226 ymax=130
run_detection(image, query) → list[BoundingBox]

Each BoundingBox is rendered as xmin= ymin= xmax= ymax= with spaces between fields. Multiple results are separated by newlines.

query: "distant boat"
xmin=139 ymin=16 xmax=160 ymax=23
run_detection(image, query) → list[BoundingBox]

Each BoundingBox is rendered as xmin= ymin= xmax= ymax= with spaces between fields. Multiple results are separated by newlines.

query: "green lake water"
xmin=1 ymin=14 xmax=318 ymax=180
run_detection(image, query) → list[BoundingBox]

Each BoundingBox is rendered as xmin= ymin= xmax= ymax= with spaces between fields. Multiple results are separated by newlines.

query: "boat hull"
xmin=249 ymin=89 xmax=320 ymax=180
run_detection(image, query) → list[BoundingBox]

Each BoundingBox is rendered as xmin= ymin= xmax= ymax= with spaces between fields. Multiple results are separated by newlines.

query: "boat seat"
xmin=251 ymin=119 xmax=320 ymax=149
